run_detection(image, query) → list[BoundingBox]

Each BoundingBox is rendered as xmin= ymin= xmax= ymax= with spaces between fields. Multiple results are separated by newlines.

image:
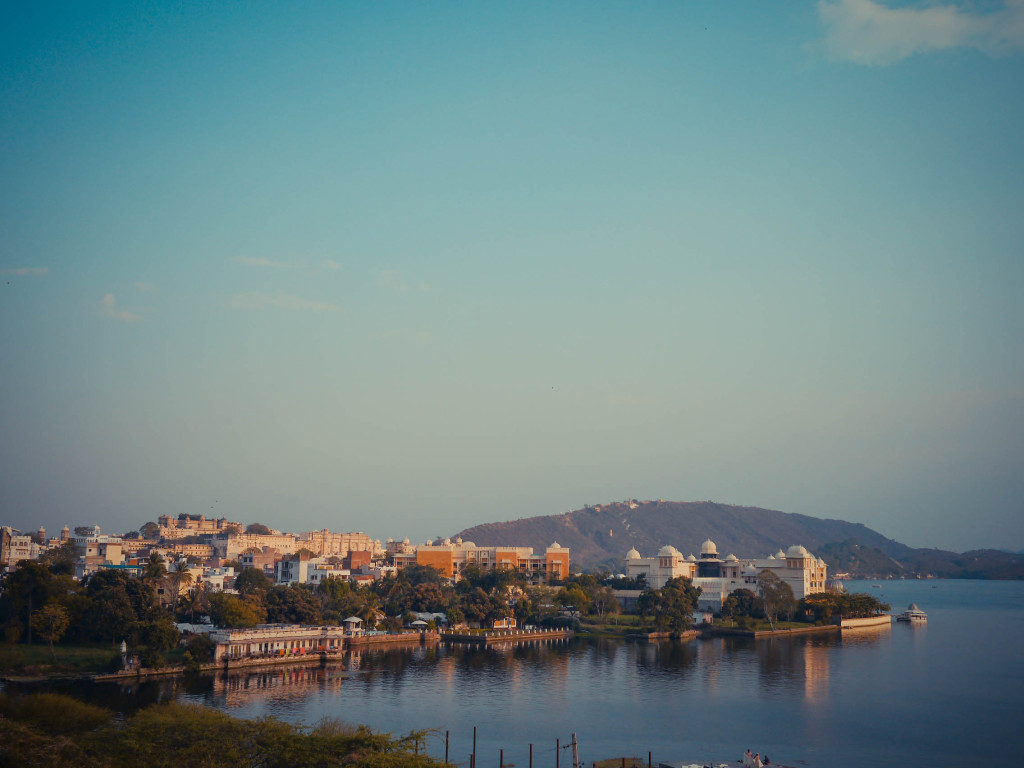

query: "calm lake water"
xmin=14 ymin=579 xmax=1024 ymax=767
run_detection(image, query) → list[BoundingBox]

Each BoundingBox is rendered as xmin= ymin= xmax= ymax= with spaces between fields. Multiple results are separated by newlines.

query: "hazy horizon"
xmin=2 ymin=2 xmax=1022 ymax=552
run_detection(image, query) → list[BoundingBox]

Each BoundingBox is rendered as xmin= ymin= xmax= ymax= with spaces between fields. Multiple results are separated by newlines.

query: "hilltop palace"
xmin=625 ymin=538 xmax=828 ymax=612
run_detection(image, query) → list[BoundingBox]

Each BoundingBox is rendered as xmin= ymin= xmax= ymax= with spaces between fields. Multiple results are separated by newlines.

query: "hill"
xmin=452 ymin=500 xmax=1024 ymax=579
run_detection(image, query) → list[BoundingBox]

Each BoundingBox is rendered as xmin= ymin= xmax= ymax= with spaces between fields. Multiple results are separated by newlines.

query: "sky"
xmin=2 ymin=1 xmax=1022 ymax=553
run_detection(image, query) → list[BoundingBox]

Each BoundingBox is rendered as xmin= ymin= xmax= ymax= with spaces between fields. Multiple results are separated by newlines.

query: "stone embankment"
xmin=440 ymin=628 xmax=570 ymax=645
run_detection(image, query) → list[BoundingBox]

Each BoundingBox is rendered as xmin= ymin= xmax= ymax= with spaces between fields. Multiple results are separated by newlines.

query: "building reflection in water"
xmin=209 ymin=665 xmax=347 ymax=708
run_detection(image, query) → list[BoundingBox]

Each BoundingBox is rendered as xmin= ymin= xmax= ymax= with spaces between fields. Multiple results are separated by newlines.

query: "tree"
xmin=265 ymin=585 xmax=323 ymax=625
xmin=592 ymin=586 xmax=619 ymax=621
xmin=165 ymin=561 xmax=194 ymax=607
xmin=757 ymin=571 xmax=795 ymax=631
xmin=139 ymin=521 xmax=160 ymax=540
xmin=38 ymin=541 xmax=78 ymax=575
xmin=235 ymin=567 xmax=272 ymax=596
xmin=143 ymin=553 xmax=167 ymax=581
xmin=245 ymin=523 xmax=272 ymax=535
xmin=31 ymin=604 xmax=70 ymax=660
xmin=721 ymin=589 xmax=761 ymax=621
xmin=207 ymin=593 xmax=265 ymax=628
xmin=73 ymin=526 xmax=94 ymax=537
xmin=222 ymin=523 xmax=242 ymax=535
xmin=0 ymin=562 xmax=58 ymax=644
xmin=654 ymin=577 xmax=701 ymax=632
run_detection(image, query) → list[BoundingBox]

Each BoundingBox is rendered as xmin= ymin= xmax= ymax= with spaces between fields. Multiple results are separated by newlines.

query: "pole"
xmin=501 ymin=749 xmax=504 ymax=768
xmin=530 ymin=744 xmax=533 ymax=768
xmin=556 ymin=739 xmax=560 ymax=768
xmin=445 ymin=731 xmax=449 ymax=764
xmin=473 ymin=726 xmax=477 ymax=768
xmin=648 ymin=753 xmax=651 ymax=768
xmin=571 ymin=733 xmax=579 ymax=768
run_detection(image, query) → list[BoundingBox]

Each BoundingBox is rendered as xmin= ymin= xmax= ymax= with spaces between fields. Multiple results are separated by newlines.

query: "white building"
xmin=625 ymin=538 xmax=828 ymax=611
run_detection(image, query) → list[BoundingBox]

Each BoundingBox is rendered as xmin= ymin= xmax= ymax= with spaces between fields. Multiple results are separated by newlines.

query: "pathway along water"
xmin=7 ymin=579 xmax=1022 ymax=768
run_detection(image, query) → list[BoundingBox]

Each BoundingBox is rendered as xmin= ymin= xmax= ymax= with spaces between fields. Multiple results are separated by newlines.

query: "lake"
xmin=14 ymin=579 xmax=1024 ymax=767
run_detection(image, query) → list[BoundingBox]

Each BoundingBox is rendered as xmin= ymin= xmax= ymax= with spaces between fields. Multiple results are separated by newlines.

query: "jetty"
xmin=440 ymin=627 xmax=570 ymax=645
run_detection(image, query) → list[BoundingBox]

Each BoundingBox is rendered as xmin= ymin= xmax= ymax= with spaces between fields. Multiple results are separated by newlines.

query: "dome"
xmin=700 ymin=538 xmax=718 ymax=556
xmin=775 ymin=549 xmax=786 ymax=559
xmin=825 ymin=578 xmax=846 ymax=594
xmin=658 ymin=545 xmax=681 ymax=558
xmin=767 ymin=554 xmax=776 ymax=560
xmin=625 ymin=548 xmax=641 ymax=560
xmin=686 ymin=553 xmax=697 ymax=562
xmin=786 ymin=545 xmax=809 ymax=559
xmin=724 ymin=554 xmax=738 ymax=562
xmin=551 ymin=541 xmax=561 ymax=549
xmin=743 ymin=564 xmax=757 ymax=575
xmin=455 ymin=537 xmax=463 ymax=545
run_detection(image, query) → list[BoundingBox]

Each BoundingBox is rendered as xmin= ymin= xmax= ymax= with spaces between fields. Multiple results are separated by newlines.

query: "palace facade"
xmin=625 ymin=538 xmax=828 ymax=611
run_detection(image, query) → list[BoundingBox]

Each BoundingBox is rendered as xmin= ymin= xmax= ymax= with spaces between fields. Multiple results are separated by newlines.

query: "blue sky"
xmin=2 ymin=1 xmax=1022 ymax=552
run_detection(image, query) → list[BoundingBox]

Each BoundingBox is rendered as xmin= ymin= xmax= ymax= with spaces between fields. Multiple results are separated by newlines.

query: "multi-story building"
xmin=396 ymin=538 xmax=569 ymax=584
xmin=625 ymin=538 xmax=828 ymax=611
xmin=158 ymin=514 xmax=240 ymax=538
xmin=1 ymin=527 xmax=42 ymax=572
xmin=213 ymin=532 xmax=298 ymax=558
xmin=296 ymin=529 xmax=382 ymax=557
xmin=239 ymin=546 xmax=283 ymax=577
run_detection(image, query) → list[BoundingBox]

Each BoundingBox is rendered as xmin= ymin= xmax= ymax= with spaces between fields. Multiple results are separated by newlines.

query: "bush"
xmin=0 ymin=693 xmax=112 ymax=735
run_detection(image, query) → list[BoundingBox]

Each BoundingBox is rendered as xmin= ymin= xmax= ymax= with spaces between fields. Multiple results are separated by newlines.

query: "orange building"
xmin=400 ymin=538 xmax=569 ymax=584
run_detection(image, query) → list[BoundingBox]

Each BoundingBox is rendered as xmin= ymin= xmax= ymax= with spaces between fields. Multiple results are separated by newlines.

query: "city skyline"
xmin=2 ymin=2 xmax=1022 ymax=551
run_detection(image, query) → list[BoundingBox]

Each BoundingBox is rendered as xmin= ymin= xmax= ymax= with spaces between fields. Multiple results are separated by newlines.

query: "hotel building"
xmin=625 ymin=538 xmax=828 ymax=611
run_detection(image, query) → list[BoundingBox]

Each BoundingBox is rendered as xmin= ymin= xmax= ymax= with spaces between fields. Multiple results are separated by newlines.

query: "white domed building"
xmin=624 ymin=537 xmax=829 ymax=611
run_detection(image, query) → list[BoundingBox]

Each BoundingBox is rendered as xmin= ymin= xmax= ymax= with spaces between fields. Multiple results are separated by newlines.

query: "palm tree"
xmin=165 ymin=560 xmax=195 ymax=612
xmin=143 ymin=552 xmax=167 ymax=582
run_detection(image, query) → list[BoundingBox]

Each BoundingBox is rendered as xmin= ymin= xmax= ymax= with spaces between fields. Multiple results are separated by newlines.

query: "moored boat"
xmin=896 ymin=602 xmax=927 ymax=623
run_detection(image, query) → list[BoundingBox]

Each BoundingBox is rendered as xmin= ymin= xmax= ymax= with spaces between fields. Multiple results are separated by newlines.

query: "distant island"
xmin=455 ymin=500 xmax=1024 ymax=580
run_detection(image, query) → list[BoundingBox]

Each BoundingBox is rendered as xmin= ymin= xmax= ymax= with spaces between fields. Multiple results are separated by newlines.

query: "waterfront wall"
xmin=840 ymin=615 xmax=892 ymax=629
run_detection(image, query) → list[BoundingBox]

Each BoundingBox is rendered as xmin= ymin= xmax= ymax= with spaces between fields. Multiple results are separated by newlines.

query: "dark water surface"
xmin=13 ymin=579 xmax=1023 ymax=767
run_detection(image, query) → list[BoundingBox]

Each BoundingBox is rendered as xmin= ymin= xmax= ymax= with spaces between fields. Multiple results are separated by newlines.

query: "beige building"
xmin=213 ymin=532 xmax=299 ymax=558
xmin=296 ymin=529 xmax=381 ymax=557
xmin=625 ymin=538 xmax=828 ymax=611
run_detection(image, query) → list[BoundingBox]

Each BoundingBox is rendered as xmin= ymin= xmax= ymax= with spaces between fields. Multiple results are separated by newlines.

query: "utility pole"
xmin=571 ymin=733 xmax=579 ymax=768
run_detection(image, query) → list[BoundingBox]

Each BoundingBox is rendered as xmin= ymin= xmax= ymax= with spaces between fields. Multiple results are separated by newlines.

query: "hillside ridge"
xmin=452 ymin=500 xmax=1023 ymax=579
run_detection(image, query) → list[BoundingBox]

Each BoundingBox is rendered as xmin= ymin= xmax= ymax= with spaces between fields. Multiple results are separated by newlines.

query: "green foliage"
xmin=756 ymin=571 xmax=796 ymax=631
xmin=245 ymin=523 xmax=272 ymax=535
xmin=38 ymin=541 xmax=78 ymax=575
xmin=31 ymin=604 xmax=70 ymax=658
xmin=235 ymin=567 xmax=273 ymax=596
xmin=799 ymin=591 xmax=890 ymax=622
xmin=139 ymin=521 xmax=160 ymax=539
xmin=0 ymin=692 xmax=113 ymax=735
xmin=207 ymin=593 xmax=266 ymax=628
xmin=721 ymin=588 xmax=761 ymax=620
xmin=265 ymin=585 xmax=323 ymax=625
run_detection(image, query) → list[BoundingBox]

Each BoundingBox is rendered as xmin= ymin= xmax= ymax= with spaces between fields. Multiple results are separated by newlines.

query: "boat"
xmin=896 ymin=603 xmax=927 ymax=623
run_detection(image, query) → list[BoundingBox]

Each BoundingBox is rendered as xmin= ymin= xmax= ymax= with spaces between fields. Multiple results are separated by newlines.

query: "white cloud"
xmin=224 ymin=292 xmax=338 ymax=312
xmin=322 ymin=259 xmax=341 ymax=270
xmin=135 ymin=281 xmax=155 ymax=291
xmin=816 ymin=0 xmax=1024 ymax=64
xmin=99 ymin=293 xmax=143 ymax=323
xmin=2 ymin=267 xmax=49 ymax=277
xmin=377 ymin=269 xmax=432 ymax=293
